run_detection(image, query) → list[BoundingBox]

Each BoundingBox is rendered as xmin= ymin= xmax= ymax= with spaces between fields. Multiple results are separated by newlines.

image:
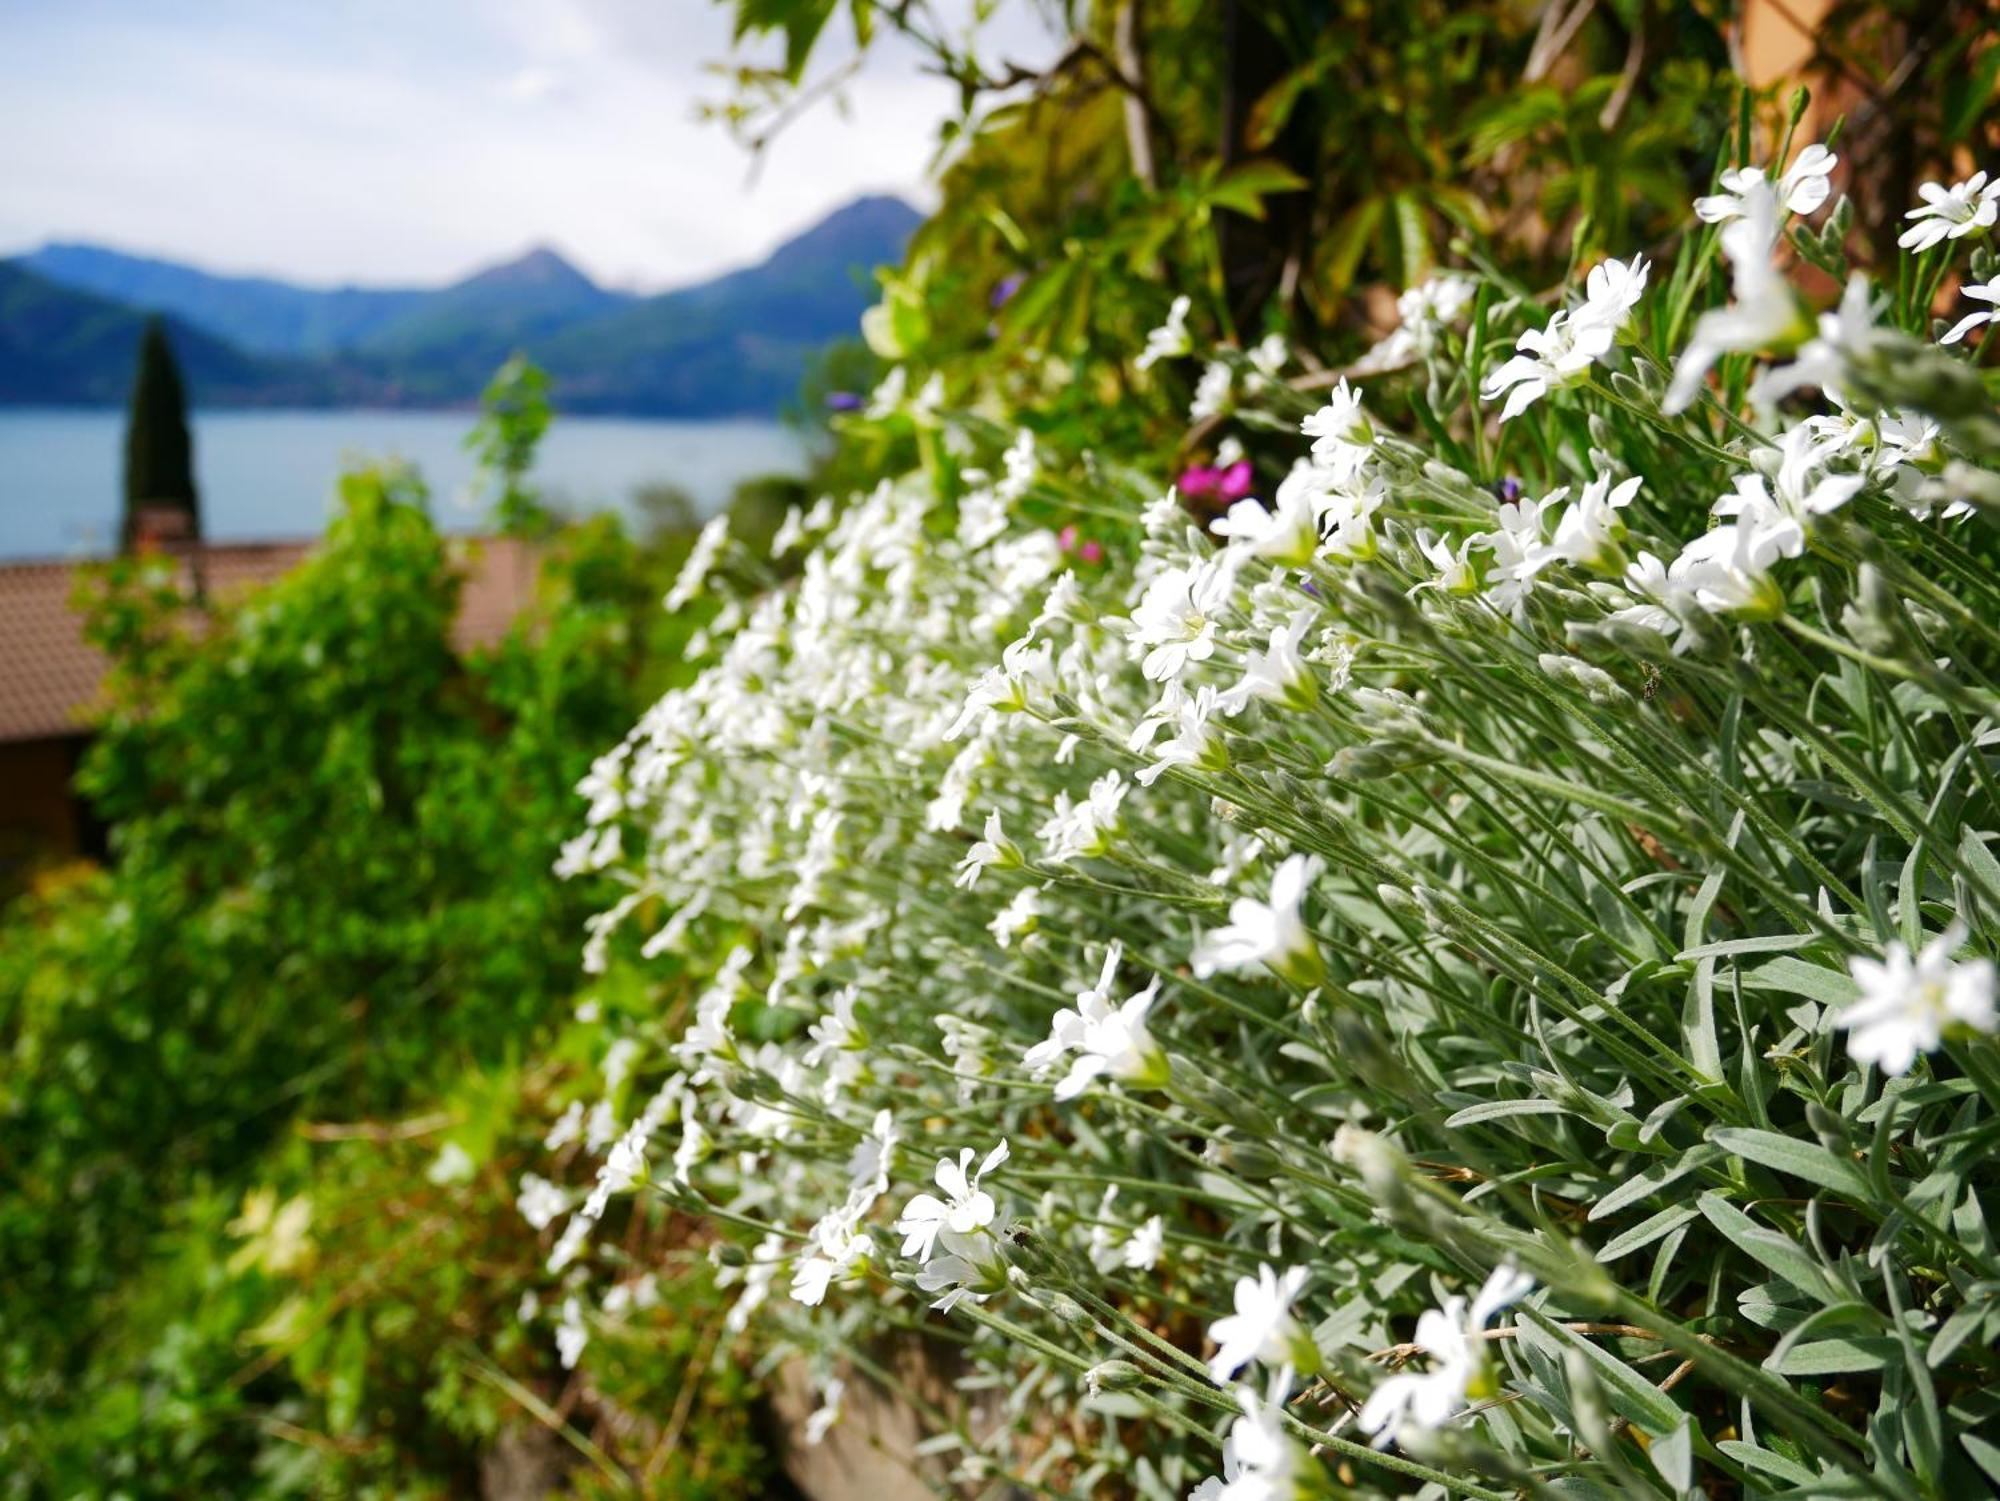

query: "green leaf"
xmin=1444 ymin=1098 xmax=1571 ymax=1127
xmin=1710 ymin=1128 xmax=1871 ymax=1200
xmin=1528 ymin=1312 xmax=1684 ymax=1437
xmin=1206 ymin=160 xmax=1309 ymax=221
xmin=1697 ymin=1193 xmax=1846 ymax=1305
xmin=1676 ymin=933 xmax=1817 ymax=961
xmin=1682 ymin=957 xmax=1724 ymax=1082
xmin=1767 ymin=1337 xmax=1895 ymax=1374
xmin=1739 ymin=956 xmax=1858 ymax=1009
xmin=1650 ymin=1415 xmax=1695 ymax=1491
xmin=1597 ymin=1204 xmax=1700 ymax=1263
xmin=1964 ymin=1433 xmax=2000 ymax=1489
xmin=1716 ymin=1440 xmax=1819 ymax=1486
xmin=1588 ymin=1145 xmax=1723 ymax=1224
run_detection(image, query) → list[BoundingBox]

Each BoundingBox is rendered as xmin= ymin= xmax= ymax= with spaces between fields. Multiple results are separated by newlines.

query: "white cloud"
xmin=0 ymin=0 xmax=1055 ymax=290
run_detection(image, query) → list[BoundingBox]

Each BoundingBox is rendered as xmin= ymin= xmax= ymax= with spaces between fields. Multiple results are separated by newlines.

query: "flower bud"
xmin=1084 ymin=1359 xmax=1145 ymax=1395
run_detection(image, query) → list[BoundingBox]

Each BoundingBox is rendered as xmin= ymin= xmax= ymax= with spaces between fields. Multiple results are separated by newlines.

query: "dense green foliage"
xmin=0 ymin=424 xmax=791 ymax=1492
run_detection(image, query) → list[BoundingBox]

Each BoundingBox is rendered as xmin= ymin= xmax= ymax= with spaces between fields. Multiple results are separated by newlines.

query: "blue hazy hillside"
xmin=3 ymin=195 xmax=920 ymax=414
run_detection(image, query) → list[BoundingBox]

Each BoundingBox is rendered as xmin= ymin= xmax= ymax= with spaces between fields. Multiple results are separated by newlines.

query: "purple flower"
xmin=991 ymin=274 xmax=1025 ymax=309
xmin=1494 ymin=477 xmax=1523 ymax=504
xmin=825 ymin=391 xmax=864 ymax=412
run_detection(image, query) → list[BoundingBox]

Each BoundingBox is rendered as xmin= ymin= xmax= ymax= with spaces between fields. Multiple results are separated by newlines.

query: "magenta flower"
xmin=1177 ymin=460 xmax=1254 ymax=506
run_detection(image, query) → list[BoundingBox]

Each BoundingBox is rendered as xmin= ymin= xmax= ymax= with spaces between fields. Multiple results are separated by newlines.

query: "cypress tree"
xmin=122 ymin=317 xmax=199 ymax=550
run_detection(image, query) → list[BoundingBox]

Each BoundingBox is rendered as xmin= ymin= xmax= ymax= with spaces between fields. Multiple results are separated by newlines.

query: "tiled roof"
xmin=0 ymin=536 xmax=541 ymax=744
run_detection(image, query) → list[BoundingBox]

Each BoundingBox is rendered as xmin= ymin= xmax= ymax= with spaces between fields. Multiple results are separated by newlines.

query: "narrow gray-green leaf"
xmin=1445 ymin=1098 xmax=1572 ymax=1128
xmin=1697 ymin=1193 xmax=1845 ymax=1306
xmin=1710 ymin=1128 xmax=1871 ymax=1200
xmin=1739 ymin=956 xmax=1858 ymax=1009
xmin=1597 ymin=1203 xmax=1700 ymax=1263
xmin=1527 ymin=1312 xmax=1683 ymax=1437
xmin=1766 ymin=1338 xmax=1895 ymax=1375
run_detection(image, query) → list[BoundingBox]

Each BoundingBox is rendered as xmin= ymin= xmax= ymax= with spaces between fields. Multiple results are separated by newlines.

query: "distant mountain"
xmin=4 ymin=196 xmax=920 ymax=415
xmin=18 ymin=242 xmax=426 ymax=358
xmin=531 ymin=196 xmax=924 ymax=415
xmin=0 ymin=262 xmax=336 ymax=405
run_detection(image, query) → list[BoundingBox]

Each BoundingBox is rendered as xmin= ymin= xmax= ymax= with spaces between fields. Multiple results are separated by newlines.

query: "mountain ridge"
xmin=3 ymin=195 xmax=921 ymax=416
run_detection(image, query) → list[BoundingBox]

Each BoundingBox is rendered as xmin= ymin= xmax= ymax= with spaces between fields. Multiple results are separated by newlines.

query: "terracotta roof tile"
xmin=0 ymin=537 xmax=539 ymax=745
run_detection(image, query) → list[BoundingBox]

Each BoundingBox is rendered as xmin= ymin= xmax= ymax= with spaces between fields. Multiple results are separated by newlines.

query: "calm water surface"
xmin=0 ymin=408 xmax=813 ymax=561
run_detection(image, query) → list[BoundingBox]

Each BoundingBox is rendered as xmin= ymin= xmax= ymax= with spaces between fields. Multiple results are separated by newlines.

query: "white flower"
xmin=1838 ymin=925 xmax=1998 ymax=1075
xmin=664 ymin=516 xmax=730 ymax=613
xmin=1189 ymin=1382 xmax=1298 ymax=1501
xmin=1543 ymin=473 xmax=1641 ymax=572
xmin=1402 ymin=274 xmax=1476 ymax=328
xmin=1748 ymin=274 xmax=1883 ymax=412
xmin=1413 ymin=529 xmax=1480 ymax=596
xmin=895 ymin=1139 xmax=1010 ymax=1262
xmin=546 ymin=1213 xmax=592 ymax=1274
xmin=944 ymin=637 xmax=1052 ymax=740
xmin=1712 ymin=427 xmax=1863 ymax=557
xmin=1941 ymin=277 xmax=2000 ymax=345
xmin=1137 ymin=295 xmax=1193 ymax=370
xmin=543 ymin=1100 xmax=586 ymax=1152
xmin=1124 ymin=1215 xmax=1165 ymax=1271
xmin=1574 ymin=254 xmax=1649 ymax=338
xmin=1666 ymin=178 xmax=1812 ymax=414
xmin=427 ymin=1141 xmax=475 ymax=1186
xmin=1192 ymin=854 xmax=1324 ymax=984
xmin=1356 ymin=1265 xmax=1534 ymax=1445
xmin=1192 ymin=361 xmax=1235 ymax=423
xmin=1300 ymin=379 xmax=1373 ymax=457
xmin=989 ymin=885 xmax=1045 ymax=949
xmin=1127 ymin=555 xmax=1242 ymax=682
xmin=1248 ymin=333 xmax=1289 ymax=384
xmin=1135 ymin=684 xmax=1229 ymax=787
xmin=804 ymin=985 xmax=867 ymax=1066
xmin=954 ymin=810 xmax=1023 ymax=888
xmin=1667 ymin=518 xmax=1790 ymax=619
xmin=1482 ymin=310 xmax=1613 ymax=421
xmin=1899 ymin=171 xmax=2000 ymax=252
xmin=1211 ymin=489 xmax=1319 ymax=567
xmin=1218 ymin=608 xmax=1319 ymax=714
xmin=1206 ymin=1263 xmax=1313 ymax=1382
xmin=1313 ymin=466 xmax=1387 ymax=563
xmin=601 ymin=1037 xmax=640 ymax=1092
xmin=998 ymin=428 xmax=1038 ymax=503
xmin=1022 ymin=942 xmax=1170 ymax=1099
xmin=1694 ymin=144 xmax=1837 ymax=223
xmin=791 ymin=1204 xmax=871 ymax=1306
xmin=516 ymin=1173 xmax=569 ymax=1231
xmin=848 ymin=1108 xmax=897 ymax=1203
xmin=555 ymin=1296 xmax=589 ymax=1370
xmin=803 ymin=1377 xmax=846 ymax=1446
xmin=957 ymin=486 xmax=1009 ymax=550
xmin=582 ymin=1120 xmax=652 ymax=1220
xmin=1038 ymin=772 xmax=1130 ymax=861
xmin=1357 ymin=274 xmax=1477 ymax=371
xmin=913 ymin=1220 xmax=1013 ymax=1312
xmin=1471 ymin=489 xmax=1558 ymax=616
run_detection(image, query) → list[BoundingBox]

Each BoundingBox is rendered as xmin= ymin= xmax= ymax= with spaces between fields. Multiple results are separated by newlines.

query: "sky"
xmin=0 ymin=0 xmax=1056 ymax=292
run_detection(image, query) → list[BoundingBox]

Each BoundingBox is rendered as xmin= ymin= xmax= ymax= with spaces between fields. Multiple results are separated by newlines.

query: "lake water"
xmin=0 ymin=408 xmax=814 ymax=561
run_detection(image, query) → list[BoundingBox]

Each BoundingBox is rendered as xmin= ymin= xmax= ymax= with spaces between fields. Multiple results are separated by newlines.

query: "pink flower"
xmin=1058 ymin=525 xmax=1105 ymax=566
xmin=1177 ymin=460 xmax=1253 ymax=505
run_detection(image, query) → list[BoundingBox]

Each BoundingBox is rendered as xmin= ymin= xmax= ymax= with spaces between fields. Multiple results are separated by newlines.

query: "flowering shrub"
xmin=531 ymin=140 xmax=2000 ymax=1499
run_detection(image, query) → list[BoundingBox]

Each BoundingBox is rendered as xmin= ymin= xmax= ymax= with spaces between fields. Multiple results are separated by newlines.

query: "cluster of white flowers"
xmin=520 ymin=134 xmax=2000 ymax=1497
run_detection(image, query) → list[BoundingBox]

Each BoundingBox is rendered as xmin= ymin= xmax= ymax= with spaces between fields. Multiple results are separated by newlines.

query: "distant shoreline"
xmin=0 ymin=403 xmax=808 ymax=425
